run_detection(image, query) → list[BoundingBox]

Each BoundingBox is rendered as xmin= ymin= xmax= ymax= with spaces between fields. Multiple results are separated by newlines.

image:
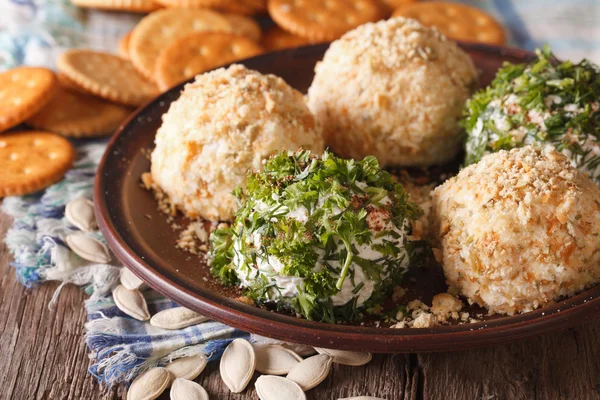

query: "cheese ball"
xmin=209 ymin=150 xmax=421 ymax=323
xmin=151 ymin=64 xmax=324 ymax=221
xmin=307 ymin=17 xmax=477 ymax=167
xmin=431 ymin=146 xmax=600 ymax=315
xmin=464 ymin=46 xmax=600 ymax=182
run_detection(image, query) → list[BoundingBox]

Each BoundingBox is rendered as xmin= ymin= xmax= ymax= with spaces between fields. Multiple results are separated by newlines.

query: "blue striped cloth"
xmin=2 ymin=0 xmax=599 ymax=386
xmin=1 ymin=143 xmax=253 ymax=386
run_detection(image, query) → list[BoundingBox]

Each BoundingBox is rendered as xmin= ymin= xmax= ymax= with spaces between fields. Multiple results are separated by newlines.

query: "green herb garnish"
xmin=208 ymin=150 xmax=422 ymax=323
xmin=463 ymin=45 xmax=600 ymax=180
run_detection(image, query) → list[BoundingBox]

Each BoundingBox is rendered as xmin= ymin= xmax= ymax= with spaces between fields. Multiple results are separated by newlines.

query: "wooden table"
xmin=1 ymin=213 xmax=599 ymax=400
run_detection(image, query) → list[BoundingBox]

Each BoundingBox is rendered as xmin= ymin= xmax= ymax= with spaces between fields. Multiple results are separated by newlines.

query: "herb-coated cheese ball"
xmin=209 ymin=150 xmax=421 ymax=323
xmin=307 ymin=17 xmax=477 ymax=167
xmin=431 ymin=146 xmax=600 ymax=315
xmin=151 ymin=64 xmax=324 ymax=221
xmin=464 ymin=47 xmax=600 ymax=182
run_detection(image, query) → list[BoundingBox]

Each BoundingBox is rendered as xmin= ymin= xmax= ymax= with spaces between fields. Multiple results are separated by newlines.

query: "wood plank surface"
xmin=0 ymin=211 xmax=599 ymax=400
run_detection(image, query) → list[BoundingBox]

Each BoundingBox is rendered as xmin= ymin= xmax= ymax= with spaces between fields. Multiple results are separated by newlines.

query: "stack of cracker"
xmin=0 ymin=55 xmax=152 ymax=196
xmin=124 ymin=9 xmax=264 ymax=90
xmin=69 ymin=0 xmax=506 ymax=91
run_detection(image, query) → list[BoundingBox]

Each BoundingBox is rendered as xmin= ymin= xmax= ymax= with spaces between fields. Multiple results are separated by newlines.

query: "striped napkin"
xmin=2 ymin=0 xmax=599 ymax=386
xmin=2 ymin=143 xmax=253 ymax=385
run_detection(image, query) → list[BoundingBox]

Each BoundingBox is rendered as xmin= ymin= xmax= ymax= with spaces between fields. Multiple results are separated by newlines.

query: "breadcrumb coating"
xmin=307 ymin=17 xmax=477 ymax=167
xmin=151 ymin=64 xmax=324 ymax=221
xmin=431 ymin=146 xmax=600 ymax=314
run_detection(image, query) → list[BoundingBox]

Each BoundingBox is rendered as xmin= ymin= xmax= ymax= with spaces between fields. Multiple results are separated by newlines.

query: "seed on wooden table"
xmin=220 ymin=338 xmax=256 ymax=393
xmin=281 ymin=343 xmax=317 ymax=357
xmin=127 ymin=367 xmax=170 ymax=400
xmin=65 ymin=197 xmax=97 ymax=232
xmin=314 ymin=348 xmax=372 ymax=366
xmin=65 ymin=233 xmax=111 ymax=264
xmin=112 ymin=284 xmax=150 ymax=321
xmin=255 ymin=375 xmax=306 ymax=400
xmin=170 ymin=378 xmax=209 ymax=400
xmin=120 ymin=267 xmax=147 ymax=290
xmin=286 ymin=354 xmax=333 ymax=391
xmin=255 ymin=344 xmax=302 ymax=375
xmin=165 ymin=354 xmax=208 ymax=382
xmin=150 ymin=307 xmax=209 ymax=330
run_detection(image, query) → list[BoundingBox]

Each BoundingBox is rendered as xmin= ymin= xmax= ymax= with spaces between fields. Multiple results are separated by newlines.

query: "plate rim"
xmin=94 ymin=42 xmax=600 ymax=352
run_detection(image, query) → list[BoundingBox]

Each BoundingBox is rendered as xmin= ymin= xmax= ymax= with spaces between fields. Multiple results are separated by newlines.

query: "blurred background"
xmin=1 ymin=0 xmax=599 ymax=74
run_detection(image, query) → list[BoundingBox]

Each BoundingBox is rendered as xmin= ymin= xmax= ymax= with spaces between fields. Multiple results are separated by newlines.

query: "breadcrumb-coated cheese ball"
xmin=151 ymin=64 xmax=324 ymax=221
xmin=307 ymin=17 xmax=477 ymax=167
xmin=431 ymin=146 xmax=600 ymax=315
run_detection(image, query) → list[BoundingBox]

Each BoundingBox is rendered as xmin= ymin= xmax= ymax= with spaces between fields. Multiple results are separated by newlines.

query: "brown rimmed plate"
xmin=95 ymin=43 xmax=600 ymax=353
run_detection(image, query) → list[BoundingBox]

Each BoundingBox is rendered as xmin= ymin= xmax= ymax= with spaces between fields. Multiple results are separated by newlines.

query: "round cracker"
xmin=392 ymin=2 xmax=506 ymax=45
xmin=224 ymin=13 xmax=262 ymax=42
xmin=218 ymin=0 xmax=266 ymax=15
xmin=118 ymin=31 xmax=133 ymax=59
xmin=379 ymin=0 xmax=418 ymax=13
xmin=129 ymin=9 xmax=233 ymax=81
xmin=0 ymin=67 xmax=57 ymax=133
xmin=155 ymin=32 xmax=263 ymax=90
xmin=57 ymin=49 xmax=158 ymax=107
xmin=0 ymin=131 xmax=75 ymax=197
xmin=70 ymin=0 xmax=160 ymax=12
xmin=27 ymin=85 xmax=131 ymax=138
xmin=261 ymin=26 xmax=313 ymax=51
xmin=268 ymin=0 xmax=385 ymax=42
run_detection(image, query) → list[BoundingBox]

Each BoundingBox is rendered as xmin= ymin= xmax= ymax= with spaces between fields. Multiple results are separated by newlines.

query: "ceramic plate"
xmin=95 ymin=43 xmax=600 ymax=352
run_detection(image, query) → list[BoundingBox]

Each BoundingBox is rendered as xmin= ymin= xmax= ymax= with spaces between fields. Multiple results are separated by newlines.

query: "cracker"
xmin=155 ymin=32 xmax=263 ymax=90
xmin=152 ymin=0 xmax=229 ymax=6
xmin=379 ymin=0 xmax=418 ymax=13
xmin=218 ymin=0 xmax=266 ymax=15
xmin=27 ymin=85 xmax=131 ymax=138
xmin=71 ymin=0 xmax=160 ymax=12
xmin=118 ymin=31 xmax=133 ymax=59
xmin=0 ymin=67 xmax=57 ymax=132
xmin=261 ymin=26 xmax=313 ymax=51
xmin=0 ymin=131 xmax=75 ymax=197
xmin=57 ymin=72 xmax=83 ymax=92
xmin=57 ymin=49 xmax=158 ymax=107
xmin=392 ymin=2 xmax=506 ymax=45
xmin=268 ymin=0 xmax=385 ymax=42
xmin=56 ymin=72 xmax=102 ymax=98
xmin=240 ymin=0 xmax=266 ymax=11
xmin=224 ymin=13 xmax=262 ymax=42
xmin=129 ymin=9 xmax=233 ymax=81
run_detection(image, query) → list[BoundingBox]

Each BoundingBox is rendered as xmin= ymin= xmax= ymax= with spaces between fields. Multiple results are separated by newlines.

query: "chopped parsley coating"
xmin=208 ymin=150 xmax=422 ymax=323
xmin=464 ymin=45 xmax=600 ymax=180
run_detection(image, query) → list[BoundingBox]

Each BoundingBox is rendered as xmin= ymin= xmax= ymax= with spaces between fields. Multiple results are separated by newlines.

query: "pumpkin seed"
xmin=127 ymin=367 xmax=170 ymax=400
xmin=170 ymin=378 xmax=209 ymax=400
xmin=255 ymin=375 xmax=306 ymax=400
xmin=286 ymin=354 xmax=332 ymax=391
xmin=165 ymin=354 xmax=208 ymax=382
xmin=120 ymin=267 xmax=147 ymax=291
xmin=65 ymin=233 xmax=111 ymax=264
xmin=314 ymin=348 xmax=372 ymax=366
xmin=112 ymin=284 xmax=150 ymax=321
xmin=150 ymin=307 xmax=209 ymax=330
xmin=339 ymin=397 xmax=385 ymax=400
xmin=65 ymin=197 xmax=97 ymax=232
xmin=219 ymin=338 xmax=255 ymax=393
xmin=281 ymin=343 xmax=317 ymax=357
xmin=255 ymin=345 xmax=302 ymax=375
